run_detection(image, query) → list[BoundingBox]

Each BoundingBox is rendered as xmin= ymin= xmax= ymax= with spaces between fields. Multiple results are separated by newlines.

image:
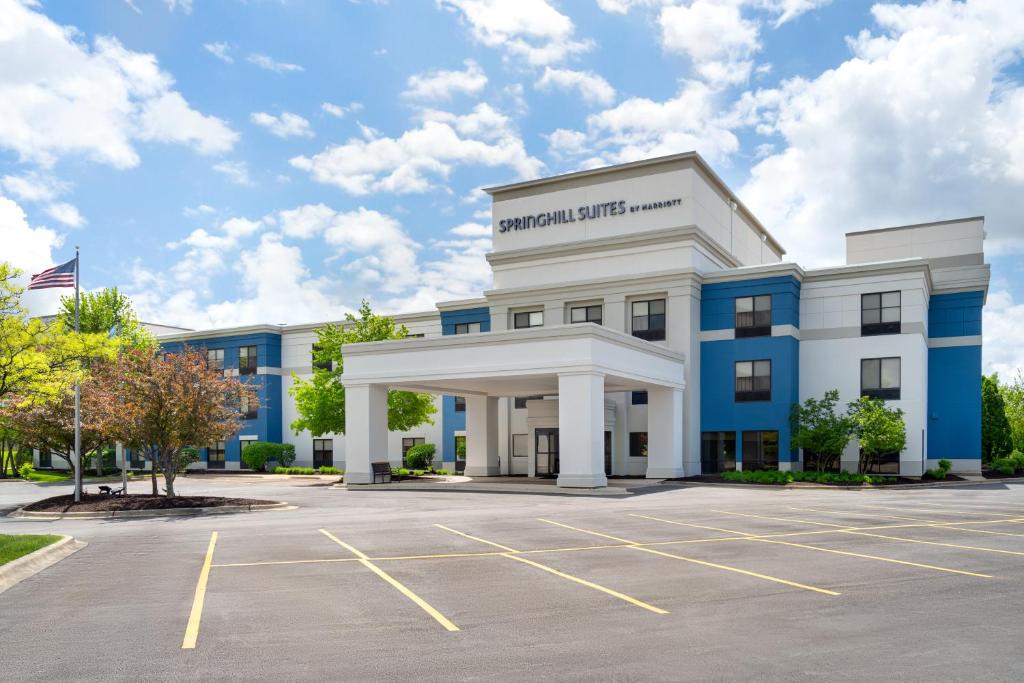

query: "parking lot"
xmin=3 ymin=477 xmax=1024 ymax=681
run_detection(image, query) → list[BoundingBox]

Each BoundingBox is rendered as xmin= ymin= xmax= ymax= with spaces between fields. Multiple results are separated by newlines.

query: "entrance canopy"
xmin=342 ymin=324 xmax=687 ymax=488
xmin=341 ymin=323 xmax=686 ymax=397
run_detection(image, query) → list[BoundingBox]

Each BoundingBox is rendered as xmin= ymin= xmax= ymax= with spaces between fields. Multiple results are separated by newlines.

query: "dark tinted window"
xmin=631 ymin=299 xmax=666 ymax=341
xmin=735 ymin=360 xmax=771 ymax=402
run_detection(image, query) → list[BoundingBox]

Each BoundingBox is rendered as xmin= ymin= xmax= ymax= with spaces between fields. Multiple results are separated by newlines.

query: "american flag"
xmin=27 ymin=257 xmax=77 ymax=290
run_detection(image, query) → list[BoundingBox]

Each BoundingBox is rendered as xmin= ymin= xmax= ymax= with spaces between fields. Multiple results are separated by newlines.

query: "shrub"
xmin=992 ymin=457 xmax=1017 ymax=477
xmin=18 ymin=463 xmax=34 ymax=479
xmin=279 ymin=444 xmax=296 ymax=468
xmin=1009 ymin=450 xmax=1024 ymax=472
xmin=924 ymin=468 xmax=947 ymax=480
xmin=434 ymin=469 xmax=450 ymax=475
xmin=272 ymin=466 xmax=317 ymax=475
xmin=938 ymin=458 xmax=953 ymax=473
xmin=318 ymin=466 xmax=341 ymax=474
xmin=242 ymin=442 xmax=292 ymax=472
xmin=405 ymin=443 xmax=436 ymax=470
xmin=179 ymin=447 xmax=201 ymax=473
xmin=722 ymin=469 xmax=893 ymax=486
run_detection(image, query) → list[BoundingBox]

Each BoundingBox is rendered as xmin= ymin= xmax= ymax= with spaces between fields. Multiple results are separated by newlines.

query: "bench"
xmin=98 ymin=485 xmax=125 ymax=496
xmin=371 ymin=462 xmax=393 ymax=484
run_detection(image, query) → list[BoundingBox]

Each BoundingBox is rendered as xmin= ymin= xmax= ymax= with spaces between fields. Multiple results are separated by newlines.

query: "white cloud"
xmin=595 ymin=0 xmax=668 ymax=14
xmin=659 ymin=1 xmax=761 ymax=86
xmin=555 ymin=80 xmax=739 ymax=166
xmin=250 ymin=111 xmax=315 ymax=138
xmin=0 ymin=196 xmax=63 ymax=277
xmin=203 ymin=42 xmax=233 ymax=63
xmin=761 ymin=0 xmax=832 ymax=28
xmin=450 ymin=222 xmax=490 ymax=237
xmin=738 ymin=0 xmax=1024 ymax=266
xmin=438 ymin=0 xmax=593 ymax=66
xmin=0 ymin=1 xmax=237 ymax=169
xmin=290 ymin=103 xmax=543 ymax=194
xmin=385 ymin=225 xmax=493 ymax=312
xmin=44 ymin=202 xmax=85 ymax=228
xmin=535 ymin=67 xmax=615 ymax=106
xmin=212 ymin=160 xmax=254 ymax=186
xmin=403 ymin=59 xmax=488 ymax=101
xmin=163 ymin=0 xmax=193 ymax=13
xmin=0 ymin=172 xmax=68 ymax=203
xmin=321 ymin=101 xmax=363 ymax=118
xmin=278 ymin=203 xmax=337 ymax=239
xmin=183 ymin=203 xmax=216 ymax=218
xmin=247 ymin=53 xmax=304 ymax=74
xmin=984 ymin=289 xmax=1024 ymax=378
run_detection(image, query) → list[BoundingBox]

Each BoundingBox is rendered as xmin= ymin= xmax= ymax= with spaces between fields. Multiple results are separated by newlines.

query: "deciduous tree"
xmin=289 ymin=300 xmax=436 ymax=436
xmin=790 ymin=389 xmax=856 ymax=471
xmin=848 ymin=396 xmax=907 ymax=474
xmin=57 ymin=286 xmax=156 ymax=352
xmin=91 ymin=348 xmax=257 ymax=497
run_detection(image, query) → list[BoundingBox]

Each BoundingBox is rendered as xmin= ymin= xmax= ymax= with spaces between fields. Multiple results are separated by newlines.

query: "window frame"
xmin=453 ymin=322 xmax=481 ymax=335
xmin=735 ymin=359 xmax=772 ymax=402
xmin=629 ymin=431 xmax=648 ymax=458
xmin=741 ymin=431 xmax=779 ymax=471
xmin=861 ymin=291 xmax=901 ymax=336
xmin=735 ymin=294 xmax=772 ymax=338
xmin=513 ymin=310 xmax=544 ymax=329
xmin=239 ymin=345 xmax=257 ymax=375
xmin=312 ymin=438 xmax=333 ymax=468
xmin=206 ymin=348 xmax=224 ymax=373
xmin=860 ymin=356 xmax=901 ymax=400
xmin=453 ymin=396 xmax=466 ymax=412
xmin=631 ymin=391 xmax=648 ymax=406
xmin=570 ymin=304 xmax=603 ymax=325
xmin=240 ymin=392 xmax=257 ymax=420
xmin=631 ymin=298 xmax=666 ymax=341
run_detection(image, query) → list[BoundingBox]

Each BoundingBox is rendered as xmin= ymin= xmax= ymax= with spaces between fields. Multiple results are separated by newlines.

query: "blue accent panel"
xmin=929 ymin=291 xmax=984 ymax=338
xmin=700 ymin=276 xmax=801 ymax=331
xmin=700 ymin=335 xmax=800 ymax=463
xmin=928 ymin=345 xmax=982 ymax=461
xmin=438 ymin=307 xmax=490 ymax=462
xmin=160 ymin=332 xmax=283 ymax=466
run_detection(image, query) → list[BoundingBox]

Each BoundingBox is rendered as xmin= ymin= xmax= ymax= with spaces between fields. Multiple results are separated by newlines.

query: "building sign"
xmin=497 ymin=198 xmax=683 ymax=233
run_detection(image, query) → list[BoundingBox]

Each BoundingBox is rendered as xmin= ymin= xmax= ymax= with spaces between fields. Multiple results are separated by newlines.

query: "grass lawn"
xmin=25 ymin=470 xmax=71 ymax=483
xmin=0 ymin=534 xmax=63 ymax=565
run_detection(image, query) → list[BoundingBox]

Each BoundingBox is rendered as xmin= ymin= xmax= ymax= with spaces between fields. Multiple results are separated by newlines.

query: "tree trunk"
xmin=95 ymin=448 xmax=102 ymax=477
xmin=164 ymin=465 xmax=175 ymax=497
xmin=150 ymin=452 xmax=157 ymax=495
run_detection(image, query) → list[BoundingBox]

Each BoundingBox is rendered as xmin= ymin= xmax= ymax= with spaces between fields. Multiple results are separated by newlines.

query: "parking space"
xmin=6 ymin=478 xmax=1024 ymax=680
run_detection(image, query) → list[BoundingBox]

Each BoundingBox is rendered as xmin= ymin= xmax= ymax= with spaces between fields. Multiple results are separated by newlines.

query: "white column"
xmin=646 ymin=386 xmax=685 ymax=479
xmin=557 ymin=372 xmax=607 ymax=488
xmin=464 ymin=395 xmax=500 ymax=477
xmin=666 ymin=283 xmax=701 ymax=475
xmin=343 ymin=383 xmax=389 ymax=484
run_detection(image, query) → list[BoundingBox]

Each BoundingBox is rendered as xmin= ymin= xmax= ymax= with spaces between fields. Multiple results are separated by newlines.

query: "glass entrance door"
xmin=535 ymin=429 xmax=559 ymax=477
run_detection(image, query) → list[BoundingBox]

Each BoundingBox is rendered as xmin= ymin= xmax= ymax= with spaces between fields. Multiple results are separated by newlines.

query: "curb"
xmin=0 ymin=535 xmax=87 ymax=594
xmin=8 ymin=501 xmax=292 ymax=520
xmin=660 ymin=478 xmax=1011 ymax=491
xmin=334 ymin=482 xmax=633 ymax=497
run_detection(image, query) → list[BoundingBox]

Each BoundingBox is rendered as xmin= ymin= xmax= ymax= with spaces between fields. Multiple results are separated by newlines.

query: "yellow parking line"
xmin=320 ymin=529 xmax=459 ymax=632
xmin=862 ymin=504 xmax=1024 ymax=518
xmin=182 ymin=531 xmax=218 ymax=650
xmin=629 ymin=513 xmax=753 ymax=537
xmin=750 ymin=538 xmax=992 ymax=578
xmin=790 ymin=507 xmax=1024 ymax=539
xmin=712 ymin=509 xmax=849 ymax=528
xmin=434 ymin=524 xmax=667 ymax=614
xmin=840 ymin=530 xmax=1024 ymax=557
xmin=539 ymin=519 xmax=839 ymax=596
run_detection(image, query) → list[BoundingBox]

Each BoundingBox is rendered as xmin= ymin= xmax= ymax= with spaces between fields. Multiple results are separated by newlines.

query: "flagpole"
xmin=74 ymin=246 xmax=82 ymax=503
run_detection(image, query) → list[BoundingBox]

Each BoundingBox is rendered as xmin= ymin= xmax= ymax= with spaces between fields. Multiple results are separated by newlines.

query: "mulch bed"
xmin=23 ymin=494 xmax=278 ymax=513
xmin=671 ymin=474 xmax=965 ymax=486
xmin=982 ymin=470 xmax=1024 ymax=479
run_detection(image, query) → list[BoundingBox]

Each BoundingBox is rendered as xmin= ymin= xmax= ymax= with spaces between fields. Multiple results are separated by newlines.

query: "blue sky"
xmin=1 ymin=0 xmax=1022 ymax=375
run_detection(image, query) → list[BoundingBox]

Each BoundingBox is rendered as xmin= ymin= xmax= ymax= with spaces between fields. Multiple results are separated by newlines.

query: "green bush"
xmin=279 ymin=444 xmax=296 ymax=468
xmin=318 ymin=466 xmax=341 ymax=474
xmin=434 ymin=469 xmax=450 ymax=476
xmin=924 ymin=468 xmax=947 ymax=480
xmin=242 ymin=442 xmax=293 ymax=472
xmin=405 ymin=443 xmax=436 ymax=470
xmin=1009 ymin=450 xmax=1024 ymax=472
xmin=179 ymin=447 xmax=200 ymax=473
xmin=272 ymin=466 xmax=317 ymax=475
xmin=992 ymin=457 xmax=1017 ymax=477
xmin=721 ymin=469 xmax=894 ymax=486
xmin=18 ymin=463 xmax=34 ymax=479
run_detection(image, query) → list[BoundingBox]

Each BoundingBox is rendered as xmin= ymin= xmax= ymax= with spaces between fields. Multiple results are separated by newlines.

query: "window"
xmin=207 ymin=440 xmax=226 ymax=469
xmin=513 ymin=311 xmax=543 ymax=329
xmin=862 ymin=291 xmax=901 ymax=336
xmin=206 ymin=348 xmax=224 ymax=373
xmin=629 ymin=432 xmax=648 ymax=458
xmin=239 ymin=345 xmax=257 ymax=375
xmin=512 ymin=434 xmax=528 ymax=458
xmin=514 ymin=395 xmax=543 ymax=410
xmin=803 ymin=450 xmax=840 ymax=473
xmin=313 ymin=439 xmax=333 ymax=468
xmin=631 ymin=299 xmax=666 ymax=341
xmin=631 ymin=391 xmax=648 ymax=405
xmin=454 ymin=435 xmax=466 ymax=470
xmin=311 ymin=343 xmax=331 ymax=371
xmin=570 ymin=305 xmax=602 ymax=325
xmin=701 ymin=432 xmax=737 ymax=474
xmin=453 ymin=322 xmax=481 ymax=335
xmin=735 ymin=295 xmax=772 ymax=338
xmin=735 ymin=360 xmax=772 ymax=402
xmin=741 ymin=431 xmax=779 ymax=471
xmin=454 ymin=396 xmax=466 ymax=412
xmin=240 ymin=392 xmax=257 ymax=420
xmin=861 ymin=450 xmax=900 ymax=475
xmin=861 ymin=357 xmax=901 ymax=400
xmin=401 ymin=437 xmax=425 ymax=466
